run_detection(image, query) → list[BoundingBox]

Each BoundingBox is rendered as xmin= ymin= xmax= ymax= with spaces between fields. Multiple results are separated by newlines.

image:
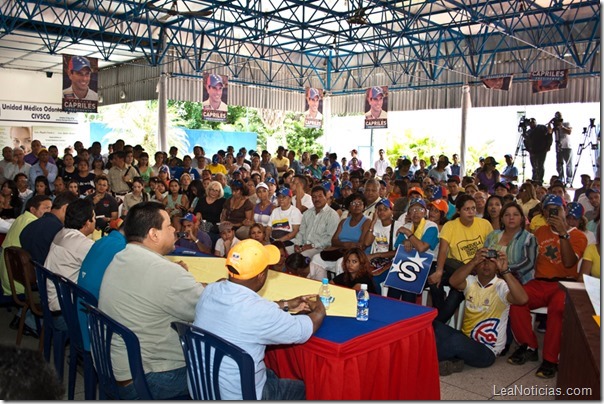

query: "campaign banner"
xmin=202 ymin=73 xmax=228 ymax=122
xmin=303 ymin=87 xmax=323 ymax=129
xmin=481 ymin=74 xmax=513 ymax=91
xmin=0 ymin=101 xmax=80 ymax=125
xmin=530 ymin=69 xmax=568 ymax=93
xmin=62 ymin=54 xmax=99 ymax=113
xmin=364 ymin=85 xmax=388 ymax=129
xmin=384 ymin=246 xmax=434 ymax=294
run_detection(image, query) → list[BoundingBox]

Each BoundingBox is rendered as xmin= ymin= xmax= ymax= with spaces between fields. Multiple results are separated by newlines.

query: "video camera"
xmin=518 ymin=115 xmax=529 ymax=133
xmin=549 ymin=115 xmax=563 ymax=127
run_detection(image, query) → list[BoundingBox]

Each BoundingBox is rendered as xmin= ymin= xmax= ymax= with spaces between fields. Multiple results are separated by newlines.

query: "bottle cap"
xmin=322 ymin=278 xmax=328 ymax=284
xmin=360 ymin=284 xmax=367 ymax=290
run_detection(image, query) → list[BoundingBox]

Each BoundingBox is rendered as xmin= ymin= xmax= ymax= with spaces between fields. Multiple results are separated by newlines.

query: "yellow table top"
xmin=168 ymin=256 xmax=357 ymax=317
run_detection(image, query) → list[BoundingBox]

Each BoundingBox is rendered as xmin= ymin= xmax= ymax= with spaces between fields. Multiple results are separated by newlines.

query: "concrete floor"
xmin=0 ymin=303 xmax=554 ymax=401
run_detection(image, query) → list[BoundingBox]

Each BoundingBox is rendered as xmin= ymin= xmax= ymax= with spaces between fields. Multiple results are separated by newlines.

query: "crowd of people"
xmin=0 ymin=136 xmax=601 ymax=398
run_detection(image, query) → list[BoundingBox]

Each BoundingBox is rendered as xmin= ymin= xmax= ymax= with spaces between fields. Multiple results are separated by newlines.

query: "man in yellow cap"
xmin=194 ymin=239 xmax=326 ymax=400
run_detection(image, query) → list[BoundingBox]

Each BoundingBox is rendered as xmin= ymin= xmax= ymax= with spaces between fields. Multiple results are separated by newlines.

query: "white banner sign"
xmin=0 ymin=101 xmax=81 ymax=125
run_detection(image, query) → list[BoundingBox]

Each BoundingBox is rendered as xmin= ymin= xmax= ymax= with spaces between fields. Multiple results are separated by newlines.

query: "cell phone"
xmin=176 ymin=231 xmax=187 ymax=238
xmin=486 ymin=249 xmax=498 ymax=259
xmin=549 ymin=208 xmax=559 ymax=218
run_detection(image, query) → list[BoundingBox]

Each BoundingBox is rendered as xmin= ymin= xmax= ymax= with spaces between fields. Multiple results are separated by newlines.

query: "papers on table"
xmin=582 ymin=275 xmax=600 ymax=316
xmin=168 ymin=256 xmax=357 ymax=317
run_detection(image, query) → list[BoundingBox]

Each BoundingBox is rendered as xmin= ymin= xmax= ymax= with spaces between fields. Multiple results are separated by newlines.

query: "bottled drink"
xmin=356 ymin=284 xmax=369 ymax=321
xmin=319 ymin=278 xmax=331 ymax=310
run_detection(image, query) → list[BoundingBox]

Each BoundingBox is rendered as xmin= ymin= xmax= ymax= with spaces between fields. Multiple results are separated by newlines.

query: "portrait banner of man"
xmin=364 ymin=85 xmax=388 ymax=129
xmin=202 ymin=73 xmax=228 ymax=122
xmin=62 ymin=54 xmax=99 ymax=113
xmin=530 ymin=69 xmax=568 ymax=93
xmin=303 ymin=87 xmax=323 ymax=129
xmin=481 ymin=74 xmax=513 ymax=91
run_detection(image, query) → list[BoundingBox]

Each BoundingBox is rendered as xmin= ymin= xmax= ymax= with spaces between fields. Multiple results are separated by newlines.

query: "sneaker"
xmin=439 ymin=358 xmax=464 ymax=376
xmin=535 ymin=360 xmax=558 ymax=379
xmin=507 ymin=344 xmax=538 ymax=365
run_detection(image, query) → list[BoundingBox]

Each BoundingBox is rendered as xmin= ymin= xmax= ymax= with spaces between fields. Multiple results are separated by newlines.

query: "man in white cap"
xmin=62 ymin=56 xmax=98 ymax=100
xmin=202 ymin=74 xmax=228 ymax=111
xmin=304 ymin=88 xmax=323 ymax=120
xmin=365 ymin=86 xmax=387 ymax=119
xmin=194 ymin=239 xmax=326 ymax=400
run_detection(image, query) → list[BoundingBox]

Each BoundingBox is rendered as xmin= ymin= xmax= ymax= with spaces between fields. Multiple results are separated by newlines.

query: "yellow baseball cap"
xmin=226 ymin=239 xmax=280 ymax=280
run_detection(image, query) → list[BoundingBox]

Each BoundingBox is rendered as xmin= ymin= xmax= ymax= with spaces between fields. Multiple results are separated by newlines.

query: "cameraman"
xmin=547 ymin=111 xmax=573 ymax=185
xmin=523 ymin=118 xmax=552 ymax=185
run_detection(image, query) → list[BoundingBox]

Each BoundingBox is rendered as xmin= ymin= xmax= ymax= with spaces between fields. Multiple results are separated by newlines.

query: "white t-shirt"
xmin=268 ymin=205 xmax=302 ymax=238
xmin=215 ymin=237 xmax=240 ymax=257
xmin=370 ymin=219 xmax=405 ymax=253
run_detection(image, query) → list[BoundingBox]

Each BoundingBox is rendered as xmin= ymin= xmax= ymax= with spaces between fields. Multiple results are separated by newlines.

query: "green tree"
xmin=283 ymin=113 xmax=324 ymax=157
xmin=386 ymin=131 xmax=440 ymax=166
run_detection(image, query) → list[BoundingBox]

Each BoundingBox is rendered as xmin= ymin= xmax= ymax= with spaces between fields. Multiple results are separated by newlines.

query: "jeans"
xmin=387 ymin=288 xmax=419 ymax=304
xmin=261 ymin=368 xmax=306 ymax=400
xmin=431 ymin=259 xmax=466 ymax=324
xmin=52 ymin=313 xmax=68 ymax=332
xmin=529 ymin=151 xmax=547 ymax=184
xmin=117 ymin=366 xmax=190 ymax=400
xmin=433 ymin=320 xmax=495 ymax=368
xmin=556 ymin=147 xmax=573 ymax=182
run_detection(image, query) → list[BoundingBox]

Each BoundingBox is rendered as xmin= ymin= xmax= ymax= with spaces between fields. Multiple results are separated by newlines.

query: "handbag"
xmin=370 ymin=222 xmax=396 ymax=276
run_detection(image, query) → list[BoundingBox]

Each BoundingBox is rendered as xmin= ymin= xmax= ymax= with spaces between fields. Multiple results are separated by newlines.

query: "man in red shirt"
xmin=507 ymin=194 xmax=587 ymax=379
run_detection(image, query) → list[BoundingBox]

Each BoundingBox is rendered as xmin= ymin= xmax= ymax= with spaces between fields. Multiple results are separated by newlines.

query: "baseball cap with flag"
xmin=69 ymin=56 xmax=92 ymax=72
xmin=226 ymin=239 xmax=280 ymax=280
xmin=208 ymin=74 xmax=224 ymax=88
xmin=370 ymin=86 xmax=384 ymax=99
xmin=308 ymin=88 xmax=320 ymax=100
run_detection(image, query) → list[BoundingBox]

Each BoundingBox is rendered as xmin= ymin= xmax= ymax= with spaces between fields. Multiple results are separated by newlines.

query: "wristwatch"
xmin=559 ymin=233 xmax=570 ymax=240
xmin=500 ymin=269 xmax=512 ymax=276
xmin=280 ymin=299 xmax=289 ymax=312
xmin=311 ymin=243 xmax=316 ymax=249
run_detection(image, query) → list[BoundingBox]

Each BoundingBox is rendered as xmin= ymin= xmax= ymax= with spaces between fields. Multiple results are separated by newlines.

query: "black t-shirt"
xmin=72 ymin=172 xmax=96 ymax=195
xmin=525 ymin=124 xmax=552 ymax=153
xmin=333 ymin=272 xmax=377 ymax=294
xmin=193 ymin=197 xmax=226 ymax=225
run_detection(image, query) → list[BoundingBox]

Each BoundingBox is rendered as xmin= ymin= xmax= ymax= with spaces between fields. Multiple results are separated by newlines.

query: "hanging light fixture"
xmin=119 ymin=90 xmax=127 ymax=100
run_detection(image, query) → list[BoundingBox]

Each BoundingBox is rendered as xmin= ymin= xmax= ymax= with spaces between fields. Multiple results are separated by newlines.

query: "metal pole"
xmin=460 ymin=85 xmax=471 ymax=177
xmin=158 ymin=72 xmax=168 ymax=152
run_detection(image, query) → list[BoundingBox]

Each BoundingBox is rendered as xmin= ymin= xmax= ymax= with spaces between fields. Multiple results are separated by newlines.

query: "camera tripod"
xmin=514 ymin=118 xmax=528 ymax=183
xmin=570 ymin=118 xmax=600 ymax=185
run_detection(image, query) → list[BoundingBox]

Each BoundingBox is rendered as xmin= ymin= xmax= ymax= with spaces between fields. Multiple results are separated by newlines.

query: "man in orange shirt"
xmin=507 ymin=194 xmax=587 ymax=379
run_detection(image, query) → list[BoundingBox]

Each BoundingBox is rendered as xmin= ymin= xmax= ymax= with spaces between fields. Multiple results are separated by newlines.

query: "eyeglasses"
xmin=408 ymin=207 xmax=426 ymax=214
xmin=350 ymin=200 xmax=364 ymax=207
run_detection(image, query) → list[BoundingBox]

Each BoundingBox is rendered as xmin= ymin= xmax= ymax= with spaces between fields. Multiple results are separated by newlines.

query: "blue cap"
xmin=68 ymin=56 xmax=91 ymax=72
xmin=376 ymin=198 xmax=392 ymax=209
xmin=431 ymin=185 xmax=443 ymax=200
xmin=585 ymin=188 xmax=599 ymax=198
xmin=566 ymin=202 xmax=584 ymax=219
xmin=370 ymin=86 xmax=384 ymax=99
xmin=265 ymin=177 xmax=276 ymax=185
xmin=408 ymin=198 xmax=427 ymax=210
xmin=208 ymin=74 xmax=224 ymax=88
xmin=277 ymin=187 xmax=292 ymax=197
xmin=341 ymin=180 xmax=352 ymax=189
xmin=542 ymin=194 xmax=563 ymax=207
xmin=321 ymin=181 xmax=334 ymax=193
xmin=180 ymin=213 xmax=196 ymax=223
xmin=308 ymin=88 xmax=320 ymax=100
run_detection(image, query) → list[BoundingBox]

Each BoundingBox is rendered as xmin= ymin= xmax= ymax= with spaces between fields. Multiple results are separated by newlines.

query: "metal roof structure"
xmin=0 ymin=0 xmax=600 ymax=100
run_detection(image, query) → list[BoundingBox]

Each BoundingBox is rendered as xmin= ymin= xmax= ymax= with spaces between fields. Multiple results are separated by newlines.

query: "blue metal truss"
xmin=0 ymin=0 xmax=599 ymax=94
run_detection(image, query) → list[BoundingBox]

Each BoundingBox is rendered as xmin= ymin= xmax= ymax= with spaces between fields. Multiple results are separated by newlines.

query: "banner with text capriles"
xmin=62 ymin=54 xmax=99 ymax=113
xmin=384 ymin=246 xmax=434 ymax=294
xmin=530 ymin=69 xmax=568 ymax=93
xmin=303 ymin=87 xmax=324 ymax=129
xmin=364 ymin=86 xmax=388 ymax=129
xmin=202 ymin=73 xmax=229 ymax=122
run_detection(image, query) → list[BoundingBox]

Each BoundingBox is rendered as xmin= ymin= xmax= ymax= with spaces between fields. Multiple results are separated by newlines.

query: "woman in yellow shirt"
xmin=580 ymin=228 xmax=600 ymax=278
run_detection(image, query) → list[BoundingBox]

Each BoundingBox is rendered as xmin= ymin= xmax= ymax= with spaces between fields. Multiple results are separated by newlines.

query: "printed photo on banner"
xmin=384 ymin=246 xmax=434 ymax=295
xmin=202 ymin=73 xmax=228 ymax=122
xmin=7 ymin=126 xmax=33 ymax=154
xmin=303 ymin=87 xmax=323 ymax=129
xmin=364 ymin=86 xmax=388 ymax=129
xmin=62 ymin=54 xmax=99 ymax=113
xmin=530 ymin=69 xmax=568 ymax=93
xmin=481 ymin=74 xmax=513 ymax=91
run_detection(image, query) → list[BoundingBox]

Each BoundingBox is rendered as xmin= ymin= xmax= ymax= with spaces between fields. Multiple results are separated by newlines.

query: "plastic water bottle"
xmin=319 ymin=278 xmax=332 ymax=310
xmin=356 ymin=284 xmax=369 ymax=321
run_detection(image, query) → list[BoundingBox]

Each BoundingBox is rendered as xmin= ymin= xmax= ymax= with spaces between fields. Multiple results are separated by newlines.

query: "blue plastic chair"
xmin=85 ymin=303 xmax=153 ymax=400
xmin=171 ymin=321 xmax=257 ymax=400
xmin=32 ymin=260 xmax=70 ymax=381
xmin=54 ymin=273 xmax=98 ymax=400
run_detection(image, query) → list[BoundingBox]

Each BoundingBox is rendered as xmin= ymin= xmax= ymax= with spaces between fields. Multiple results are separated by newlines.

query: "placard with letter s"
xmin=384 ymin=246 xmax=434 ymax=294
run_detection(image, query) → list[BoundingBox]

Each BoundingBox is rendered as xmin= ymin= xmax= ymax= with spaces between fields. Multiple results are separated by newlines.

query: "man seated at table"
xmin=174 ymin=213 xmax=212 ymax=255
xmin=194 ymin=239 xmax=326 ymax=400
xmin=99 ymin=202 xmax=205 ymax=399
xmin=434 ymin=248 xmax=528 ymax=376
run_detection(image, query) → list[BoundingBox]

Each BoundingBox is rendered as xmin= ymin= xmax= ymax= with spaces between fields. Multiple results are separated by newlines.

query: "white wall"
xmin=0 ymin=69 xmax=62 ymax=104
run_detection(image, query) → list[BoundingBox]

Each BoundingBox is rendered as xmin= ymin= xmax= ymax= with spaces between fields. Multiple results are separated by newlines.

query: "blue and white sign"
xmin=384 ymin=246 xmax=434 ymax=294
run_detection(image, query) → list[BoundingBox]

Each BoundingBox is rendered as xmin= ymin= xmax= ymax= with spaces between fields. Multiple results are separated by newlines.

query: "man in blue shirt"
xmin=194 ymin=239 xmax=326 ymax=400
xmin=501 ymin=154 xmax=519 ymax=183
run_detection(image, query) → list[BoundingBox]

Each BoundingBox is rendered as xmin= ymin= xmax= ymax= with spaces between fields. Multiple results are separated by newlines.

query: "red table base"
xmin=265 ymin=310 xmax=440 ymax=400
